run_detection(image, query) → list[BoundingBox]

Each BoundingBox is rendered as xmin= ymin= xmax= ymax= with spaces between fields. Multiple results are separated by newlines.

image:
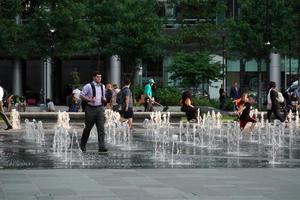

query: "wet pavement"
xmin=1 ymin=124 xmax=300 ymax=169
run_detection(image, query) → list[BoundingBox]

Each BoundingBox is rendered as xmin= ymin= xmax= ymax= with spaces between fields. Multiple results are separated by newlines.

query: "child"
xmin=236 ymin=93 xmax=256 ymax=131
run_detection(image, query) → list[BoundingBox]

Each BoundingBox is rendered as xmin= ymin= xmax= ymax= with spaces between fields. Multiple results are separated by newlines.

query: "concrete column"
xmin=12 ymin=58 xmax=22 ymax=95
xmin=135 ymin=59 xmax=143 ymax=88
xmin=163 ymin=56 xmax=171 ymax=87
xmin=109 ymin=55 xmax=121 ymax=87
xmin=12 ymin=14 xmax=22 ymax=96
xmin=42 ymin=57 xmax=52 ymax=102
xmin=269 ymin=53 xmax=281 ymax=90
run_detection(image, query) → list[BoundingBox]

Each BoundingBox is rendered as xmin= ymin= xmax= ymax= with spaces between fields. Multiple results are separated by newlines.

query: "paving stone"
xmin=38 ymin=188 xmax=76 ymax=196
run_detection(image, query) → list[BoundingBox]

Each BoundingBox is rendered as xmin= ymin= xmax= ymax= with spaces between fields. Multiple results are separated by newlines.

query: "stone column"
xmin=12 ymin=58 xmax=22 ymax=95
xmin=269 ymin=53 xmax=281 ymax=90
xmin=109 ymin=55 xmax=121 ymax=87
xmin=163 ymin=56 xmax=171 ymax=87
xmin=12 ymin=14 xmax=22 ymax=96
xmin=42 ymin=57 xmax=52 ymax=102
xmin=134 ymin=59 xmax=143 ymax=88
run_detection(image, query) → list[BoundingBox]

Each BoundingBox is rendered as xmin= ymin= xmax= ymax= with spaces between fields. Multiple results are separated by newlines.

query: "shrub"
xmin=154 ymin=87 xmax=181 ymax=106
xmin=192 ymin=97 xmax=219 ymax=108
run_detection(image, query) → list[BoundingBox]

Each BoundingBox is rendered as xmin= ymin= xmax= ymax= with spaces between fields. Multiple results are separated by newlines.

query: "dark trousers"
xmin=0 ymin=101 xmax=12 ymax=128
xmin=181 ymin=105 xmax=197 ymax=121
xmin=81 ymin=106 xmax=106 ymax=149
xmin=267 ymin=109 xmax=286 ymax=122
xmin=219 ymin=98 xmax=225 ymax=110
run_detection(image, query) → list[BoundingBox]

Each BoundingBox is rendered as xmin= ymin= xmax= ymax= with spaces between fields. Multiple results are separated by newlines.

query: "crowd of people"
xmin=1 ymin=73 xmax=300 ymax=153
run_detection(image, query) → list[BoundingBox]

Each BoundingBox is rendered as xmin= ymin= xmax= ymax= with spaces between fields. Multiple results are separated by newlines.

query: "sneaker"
xmin=4 ymin=126 xmax=12 ymax=130
xmin=98 ymin=148 xmax=108 ymax=153
xmin=80 ymin=144 xmax=86 ymax=152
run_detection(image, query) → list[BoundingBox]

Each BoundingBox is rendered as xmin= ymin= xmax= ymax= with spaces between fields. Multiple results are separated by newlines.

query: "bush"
xmin=192 ymin=97 xmax=219 ymax=108
xmin=154 ymin=87 xmax=181 ymax=106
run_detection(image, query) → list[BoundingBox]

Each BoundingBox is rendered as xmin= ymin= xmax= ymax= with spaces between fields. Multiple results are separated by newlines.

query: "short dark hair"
xmin=124 ymin=79 xmax=131 ymax=85
xmin=92 ymin=71 xmax=101 ymax=77
xmin=269 ymin=81 xmax=276 ymax=89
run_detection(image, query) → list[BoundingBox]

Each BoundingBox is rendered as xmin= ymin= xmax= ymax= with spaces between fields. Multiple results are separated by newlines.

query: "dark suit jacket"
xmin=230 ymin=86 xmax=240 ymax=99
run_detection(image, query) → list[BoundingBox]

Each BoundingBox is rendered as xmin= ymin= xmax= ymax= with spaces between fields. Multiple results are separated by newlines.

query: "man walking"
xmin=0 ymin=81 xmax=12 ymax=130
xmin=120 ymin=79 xmax=134 ymax=129
xmin=144 ymin=78 xmax=155 ymax=111
xmin=267 ymin=81 xmax=286 ymax=122
xmin=80 ymin=71 xmax=107 ymax=152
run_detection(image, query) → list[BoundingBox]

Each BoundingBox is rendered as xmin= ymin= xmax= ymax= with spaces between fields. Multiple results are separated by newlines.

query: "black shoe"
xmin=98 ymin=148 xmax=108 ymax=153
xmin=4 ymin=126 xmax=12 ymax=130
xmin=80 ymin=144 xmax=86 ymax=152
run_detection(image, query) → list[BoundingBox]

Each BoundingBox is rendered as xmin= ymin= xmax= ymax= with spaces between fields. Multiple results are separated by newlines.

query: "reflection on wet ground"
xmin=0 ymin=132 xmax=300 ymax=169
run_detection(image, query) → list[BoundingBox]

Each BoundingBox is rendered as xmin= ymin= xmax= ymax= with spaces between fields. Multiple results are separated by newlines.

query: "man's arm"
xmin=80 ymin=84 xmax=94 ymax=103
xmin=124 ymin=95 xmax=129 ymax=111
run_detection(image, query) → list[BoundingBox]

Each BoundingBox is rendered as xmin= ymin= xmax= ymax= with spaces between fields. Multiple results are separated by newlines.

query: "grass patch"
xmin=221 ymin=115 xmax=237 ymax=121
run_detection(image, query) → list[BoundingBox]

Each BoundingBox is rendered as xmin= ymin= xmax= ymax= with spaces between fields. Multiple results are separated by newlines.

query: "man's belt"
xmin=87 ymin=104 xmax=103 ymax=108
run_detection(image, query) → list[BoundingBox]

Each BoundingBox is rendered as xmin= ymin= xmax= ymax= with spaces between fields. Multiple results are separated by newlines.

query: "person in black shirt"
xmin=180 ymin=91 xmax=197 ymax=122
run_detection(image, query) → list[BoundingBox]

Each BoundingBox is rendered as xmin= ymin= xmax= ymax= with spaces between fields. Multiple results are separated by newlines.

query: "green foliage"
xmin=154 ymin=87 xmax=181 ymax=106
xmin=192 ymin=97 xmax=219 ymax=108
xmin=225 ymin=0 xmax=297 ymax=59
xmin=0 ymin=0 xmax=28 ymax=58
xmin=88 ymin=0 xmax=165 ymax=70
xmin=70 ymin=68 xmax=81 ymax=89
xmin=168 ymin=51 xmax=221 ymax=87
xmin=24 ymin=0 xmax=90 ymax=58
xmin=132 ymin=86 xmax=144 ymax=102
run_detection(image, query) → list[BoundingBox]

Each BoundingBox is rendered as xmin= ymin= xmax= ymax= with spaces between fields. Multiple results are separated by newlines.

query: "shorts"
xmin=240 ymin=117 xmax=256 ymax=129
xmin=121 ymin=107 xmax=134 ymax=119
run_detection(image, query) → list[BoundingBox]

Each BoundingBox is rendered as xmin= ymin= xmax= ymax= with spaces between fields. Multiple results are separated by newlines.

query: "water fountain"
xmin=10 ymin=109 xmax=21 ymax=129
xmin=24 ymin=119 xmax=45 ymax=146
xmin=1 ymin=106 xmax=300 ymax=169
xmin=57 ymin=111 xmax=70 ymax=129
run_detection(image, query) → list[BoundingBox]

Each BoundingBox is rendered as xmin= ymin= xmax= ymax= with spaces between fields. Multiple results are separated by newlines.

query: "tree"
xmin=0 ymin=0 xmax=28 ymax=58
xmin=168 ymin=51 xmax=221 ymax=88
xmin=225 ymin=0 xmax=297 ymax=108
xmin=87 ymin=0 xmax=165 ymax=76
xmin=24 ymin=0 xmax=91 ymax=58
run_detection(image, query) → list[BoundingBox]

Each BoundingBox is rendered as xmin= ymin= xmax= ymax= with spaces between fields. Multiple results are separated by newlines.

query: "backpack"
xmin=116 ymin=88 xmax=124 ymax=105
xmin=276 ymin=92 xmax=284 ymax=103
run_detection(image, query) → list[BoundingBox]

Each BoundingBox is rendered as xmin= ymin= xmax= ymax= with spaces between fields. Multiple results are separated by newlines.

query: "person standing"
xmin=111 ymin=84 xmax=120 ymax=111
xmin=105 ymin=83 xmax=113 ymax=109
xmin=80 ymin=71 xmax=107 ymax=152
xmin=144 ymin=78 xmax=155 ymax=111
xmin=267 ymin=81 xmax=286 ymax=122
xmin=230 ymin=81 xmax=241 ymax=110
xmin=0 ymin=81 xmax=12 ymax=130
xmin=219 ymin=84 xmax=226 ymax=110
xmin=120 ymin=79 xmax=134 ymax=129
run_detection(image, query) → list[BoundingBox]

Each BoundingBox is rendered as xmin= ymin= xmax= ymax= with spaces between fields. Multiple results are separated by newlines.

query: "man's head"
xmin=124 ymin=79 xmax=131 ymax=86
xmin=92 ymin=71 xmax=102 ymax=84
xmin=106 ymin=83 xmax=112 ymax=90
xmin=269 ymin=81 xmax=276 ymax=89
xmin=112 ymin=84 xmax=118 ymax=89
xmin=233 ymin=81 xmax=238 ymax=87
xmin=149 ymin=79 xmax=155 ymax=85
